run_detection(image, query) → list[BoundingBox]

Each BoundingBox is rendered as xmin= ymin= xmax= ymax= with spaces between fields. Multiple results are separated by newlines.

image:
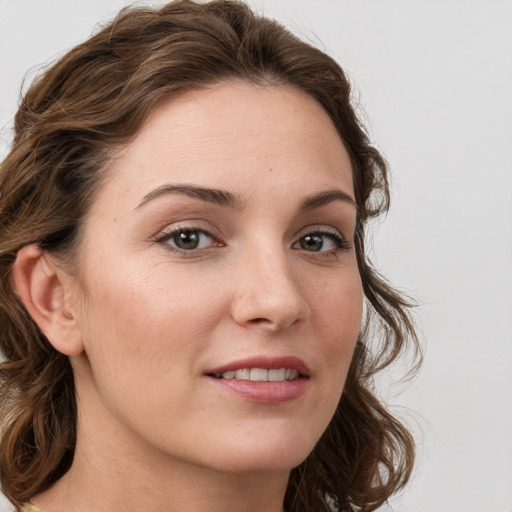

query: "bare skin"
xmin=14 ymin=82 xmax=362 ymax=512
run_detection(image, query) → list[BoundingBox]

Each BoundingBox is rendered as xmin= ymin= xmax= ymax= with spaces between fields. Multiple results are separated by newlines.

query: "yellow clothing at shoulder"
xmin=20 ymin=506 xmax=42 ymax=512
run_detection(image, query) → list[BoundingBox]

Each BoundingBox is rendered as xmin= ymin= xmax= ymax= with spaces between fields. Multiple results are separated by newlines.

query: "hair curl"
xmin=0 ymin=1 xmax=420 ymax=510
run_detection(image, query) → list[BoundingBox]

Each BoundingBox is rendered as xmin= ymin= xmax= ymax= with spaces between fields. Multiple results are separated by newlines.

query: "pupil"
xmin=175 ymin=230 xmax=199 ymax=250
xmin=301 ymin=234 xmax=323 ymax=251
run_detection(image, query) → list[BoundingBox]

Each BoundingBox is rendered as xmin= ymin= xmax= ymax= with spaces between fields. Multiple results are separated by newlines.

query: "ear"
xmin=12 ymin=244 xmax=84 ymax=357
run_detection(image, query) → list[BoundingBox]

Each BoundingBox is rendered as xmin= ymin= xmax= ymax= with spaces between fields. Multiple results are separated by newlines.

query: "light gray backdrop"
xmin=1 ymin=1 xmax=511 ymax=511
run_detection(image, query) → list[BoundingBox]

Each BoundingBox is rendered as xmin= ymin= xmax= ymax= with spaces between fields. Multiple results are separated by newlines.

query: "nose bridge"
xmin=231 ymin=235 xmax=310 ymax=329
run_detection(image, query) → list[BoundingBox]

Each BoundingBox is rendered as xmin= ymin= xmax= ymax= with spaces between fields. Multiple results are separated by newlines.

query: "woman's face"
xmin=69 ymin=82 xmax=363 ymax=475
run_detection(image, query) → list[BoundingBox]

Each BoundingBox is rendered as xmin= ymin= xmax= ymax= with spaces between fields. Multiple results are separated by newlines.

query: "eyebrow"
xmin=299 ymin=189 xmax=357 ymax=211
xmin=136 ymin=184 xmax=245 ymax=210
xmin=136 ymin=183 xmax=356 ymax=212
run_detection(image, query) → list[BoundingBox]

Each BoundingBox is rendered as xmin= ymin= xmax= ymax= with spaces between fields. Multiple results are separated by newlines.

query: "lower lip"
xmin=208 ymin=377 xmax=309 ymax=404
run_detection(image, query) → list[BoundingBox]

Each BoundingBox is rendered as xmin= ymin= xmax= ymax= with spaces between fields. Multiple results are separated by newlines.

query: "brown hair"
xmin=0 ymin=1 xmax=420 ymax=510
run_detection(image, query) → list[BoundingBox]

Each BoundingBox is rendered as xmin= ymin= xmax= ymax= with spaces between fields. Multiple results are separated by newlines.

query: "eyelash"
xmin=155 ymin=226 xmax=221 ymax=254
xmin=155 ymin=225 xmax=351 ymax=257
xmin=292 ymin=228 xmax=352 ymax=254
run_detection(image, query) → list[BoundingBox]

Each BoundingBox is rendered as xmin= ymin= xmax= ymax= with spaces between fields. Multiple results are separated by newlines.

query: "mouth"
xmin=208 ymin=367 xmax=302 ymax=382
xmin=205 ymin=356 xmax=310 ymax=404
xmin=205 ymin=356 xmax=310 ymax=382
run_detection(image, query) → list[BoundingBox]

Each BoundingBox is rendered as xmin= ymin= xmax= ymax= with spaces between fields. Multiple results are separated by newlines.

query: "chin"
xmin=197 ymin=425 xmax=319 ymax=475
xmin=216 ymin=451 xmax=309 ymax=476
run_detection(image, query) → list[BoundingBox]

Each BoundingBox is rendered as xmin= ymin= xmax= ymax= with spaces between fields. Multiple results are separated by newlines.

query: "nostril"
xmin=248 ymin=317 xmax=270 ymax=324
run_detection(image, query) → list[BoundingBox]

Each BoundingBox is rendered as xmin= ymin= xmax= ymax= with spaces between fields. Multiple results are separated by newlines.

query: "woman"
xmin=0 ymin=1 xmax=419 ymax=511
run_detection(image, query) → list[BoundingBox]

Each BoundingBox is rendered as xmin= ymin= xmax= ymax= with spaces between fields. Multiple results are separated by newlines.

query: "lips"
xmin=205 ymin=356 xmax=310 ymax=404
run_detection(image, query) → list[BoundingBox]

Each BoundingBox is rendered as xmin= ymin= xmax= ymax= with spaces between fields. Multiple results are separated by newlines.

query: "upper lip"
xmin=205 ymin=356 xmax=310 ymax=378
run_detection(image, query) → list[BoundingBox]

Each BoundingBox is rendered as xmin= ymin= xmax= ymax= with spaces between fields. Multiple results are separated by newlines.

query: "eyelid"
xmin=154 ymin=221 xmax=224 ymax=254
xmin=154 ymin=219 xmax=222 ymax=240
xmin=152 ymin=221 xmax=351 ymax=257
xmin=295 ymin=225 xmax=351 ymax=246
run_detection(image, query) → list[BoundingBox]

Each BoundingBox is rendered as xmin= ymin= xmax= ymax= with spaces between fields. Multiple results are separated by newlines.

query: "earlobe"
xmin=12 ymin=244 xmax=84 ymax=357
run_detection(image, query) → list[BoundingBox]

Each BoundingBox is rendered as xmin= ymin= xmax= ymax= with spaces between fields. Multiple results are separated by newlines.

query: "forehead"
xmin=97 ymin=82 xmax=354 ymax=212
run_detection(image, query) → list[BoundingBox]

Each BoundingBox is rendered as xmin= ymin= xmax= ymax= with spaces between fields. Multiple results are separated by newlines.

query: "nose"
xmin=230 ymin=247 xmax=311 ymax=331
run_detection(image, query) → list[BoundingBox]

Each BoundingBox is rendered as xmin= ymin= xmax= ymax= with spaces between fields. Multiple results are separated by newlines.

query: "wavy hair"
xmin=0 ymin=1 xmax=420 ymax=510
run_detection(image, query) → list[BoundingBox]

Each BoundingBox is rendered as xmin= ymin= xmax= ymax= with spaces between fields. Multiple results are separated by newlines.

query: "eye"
xmin=158 ymin=228 xmax=216 ymax=251
xmin=293 ymin=230 xmax=349 ymax=253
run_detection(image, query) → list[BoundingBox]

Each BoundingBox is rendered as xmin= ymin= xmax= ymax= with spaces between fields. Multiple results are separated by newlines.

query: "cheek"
xmin=314 ymin=265 xmax=363 ymax=328
xmin=310 ymin=268 xmax=363 ymax=370
xmin=72 ymin=268 xmax=227 ymax=434
xmin=77 ymin=265 xmax=223 ymax=370
xmin=294 ymin=266 xmax=362 ymax=445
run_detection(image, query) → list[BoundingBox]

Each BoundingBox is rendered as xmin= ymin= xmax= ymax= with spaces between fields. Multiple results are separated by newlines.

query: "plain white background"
xmin=1 ymin=1 xmax=511 ymax=511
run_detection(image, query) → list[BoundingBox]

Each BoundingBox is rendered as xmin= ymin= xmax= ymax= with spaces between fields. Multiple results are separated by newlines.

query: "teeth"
xmin=234 ymin=369 xmax=250 ymax=380
xmin=250 ymin=368 xmax=268 ymax=381
xmin=219 ymin=367 xmax=300 ymax=381
xmin=288 ymin=369 xmax=299 ymax=380
xmin=268 ymin=368 xmax=286 ymax=381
